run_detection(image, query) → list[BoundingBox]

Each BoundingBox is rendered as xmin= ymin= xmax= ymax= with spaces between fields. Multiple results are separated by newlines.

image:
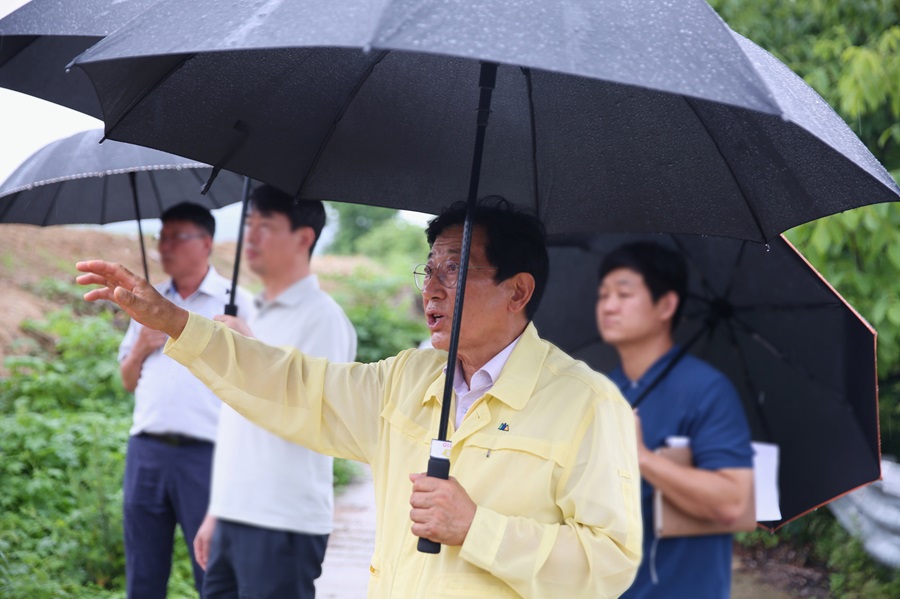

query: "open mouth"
xmin=426 ymin=311 xmax=446 ymax=329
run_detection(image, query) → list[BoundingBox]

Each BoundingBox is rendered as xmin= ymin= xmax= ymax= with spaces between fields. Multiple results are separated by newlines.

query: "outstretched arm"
xmin=76 ymin=260 xmax=189 ymax=339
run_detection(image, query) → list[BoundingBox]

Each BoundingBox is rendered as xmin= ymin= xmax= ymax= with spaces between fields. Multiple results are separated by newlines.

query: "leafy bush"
xmin=333 ymin=457 xmax=361 ymax=488
xmin=0 ymin=411 xmax=129 ymax=597
xmin=329 ymin=273 xmax=428 ymax=362
xmin=0 ymin=308 xmax=130 ymax=415
xmin=0 ymin=285 xmax=378 ymax=597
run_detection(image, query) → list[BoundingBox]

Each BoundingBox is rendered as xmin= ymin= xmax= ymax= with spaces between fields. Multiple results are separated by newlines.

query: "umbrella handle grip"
xmin=416 ymin=456 xmax=451 ymax=554
xmin=223 ymin=303 xmax=238 ymax=317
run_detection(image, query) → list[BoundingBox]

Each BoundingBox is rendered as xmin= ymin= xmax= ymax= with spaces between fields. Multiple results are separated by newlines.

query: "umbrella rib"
xmin=670 ymin=236 xmax=721 ymax=299
xmin=732 ymin=302 xmax=840 ymax=313
xmin=105 ymin=54 xmax=195 ymax=141
xmin=100 ymin=175 xmax=110 ymax=224
xmin=196 ymin=169 xmax=225 ymax=209
xmin=296 ymin=50 xmax=389 ymax=198
xmin=147 ymin=171 xmax=165 ymax=216
xmin=722 ymin=241 xmax=747 ymax=300
xmin=723 ymin=319 xmax=775 ymax=443
xmin=0 ymin=192 xmax=18 ymax=222
xmin=40 ymin=182 xmax=66 ymax=226
xmin=680 ymin=98 xmax=768 ymax=242
xmin=522 ymin=68 xmax=540 ymax=218
xmin=730 ymin=312 xmax=846 ymax=401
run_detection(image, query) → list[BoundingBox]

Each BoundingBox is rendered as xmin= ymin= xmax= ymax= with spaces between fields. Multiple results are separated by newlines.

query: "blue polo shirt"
xmin=611 ymin=346 xmax=753 ymax=599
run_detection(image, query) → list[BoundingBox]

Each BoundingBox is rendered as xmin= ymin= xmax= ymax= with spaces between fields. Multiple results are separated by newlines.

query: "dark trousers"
xmin=124 ymin=434 xmax=213 ymax=598
xmin=203 ymin=519 xmax=329 ymax=599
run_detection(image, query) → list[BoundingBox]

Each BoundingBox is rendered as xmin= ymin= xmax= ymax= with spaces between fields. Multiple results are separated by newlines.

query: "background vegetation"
xmin=711 ymin=0 xmax=900 ymax=595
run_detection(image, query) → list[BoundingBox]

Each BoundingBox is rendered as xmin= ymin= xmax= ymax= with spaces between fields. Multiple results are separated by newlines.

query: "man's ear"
xmin=295 ymin=226 xmax=316 ymax=253
xmin=657 ymin=291 xmax=679 ymax=322
xmin=507 ymin=272 xmax=535 ymax=315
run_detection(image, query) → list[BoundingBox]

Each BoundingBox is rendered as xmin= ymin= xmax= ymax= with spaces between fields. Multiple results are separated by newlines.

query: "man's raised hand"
xmin=76 ymin=260 xmax=189 ymax=339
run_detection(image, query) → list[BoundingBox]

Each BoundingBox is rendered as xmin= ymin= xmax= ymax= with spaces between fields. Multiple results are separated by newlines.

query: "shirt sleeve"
xmin=165 ymin=311 xmax=383 ymax=464
xmin=118 ymin=318 xmax=140 ymax=363
xmin=687 ymin=374 xmax=754 ymax=471
xmin=458 ymin=391 xmax=643 ymax=598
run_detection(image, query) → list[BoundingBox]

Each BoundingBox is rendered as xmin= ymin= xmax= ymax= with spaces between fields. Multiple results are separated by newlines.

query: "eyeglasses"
xmin=154 ymin=232 xmax=207 ymax=244
xmin=413 ymin=260 xmax=497 ymax=291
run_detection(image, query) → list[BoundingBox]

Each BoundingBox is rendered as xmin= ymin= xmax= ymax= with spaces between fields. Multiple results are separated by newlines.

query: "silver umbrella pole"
xmin=419 ymin=61 xmax=498 ymax=555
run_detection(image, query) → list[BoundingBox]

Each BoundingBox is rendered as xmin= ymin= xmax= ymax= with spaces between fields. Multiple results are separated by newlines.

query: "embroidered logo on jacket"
xmin=498 ymin=422 xmax=510 ymax=431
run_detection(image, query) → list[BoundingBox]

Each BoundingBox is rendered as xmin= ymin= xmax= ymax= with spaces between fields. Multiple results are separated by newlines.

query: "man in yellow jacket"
xmin=78 ymin=198 xmax=642 ymax=598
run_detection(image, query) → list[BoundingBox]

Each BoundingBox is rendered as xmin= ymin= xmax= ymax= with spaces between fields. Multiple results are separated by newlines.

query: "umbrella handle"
xmin=416 ymin=456 xmax=451 ymax=554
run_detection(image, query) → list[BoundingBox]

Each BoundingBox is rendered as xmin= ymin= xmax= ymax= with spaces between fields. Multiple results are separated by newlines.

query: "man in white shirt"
xmin=193 ymin=185 xmax=357 ymax=598
xmin=118 ymin=202 xmax=255 ymax=598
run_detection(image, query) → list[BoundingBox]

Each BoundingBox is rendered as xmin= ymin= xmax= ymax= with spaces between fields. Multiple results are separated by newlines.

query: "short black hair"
xmin=161 ymin=202 xmax=215 ymax=237
xmin=425 ymin=196 xmax=548 ymax=321
xmin=597 ymin=241 xmax=688 ymax=329
xmin=250 ymin=185 xmax=326 ymax=254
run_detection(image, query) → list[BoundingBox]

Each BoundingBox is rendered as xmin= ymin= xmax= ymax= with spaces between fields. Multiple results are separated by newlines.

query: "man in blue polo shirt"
xmin=596 ymin=241 xmax=753 ymax=599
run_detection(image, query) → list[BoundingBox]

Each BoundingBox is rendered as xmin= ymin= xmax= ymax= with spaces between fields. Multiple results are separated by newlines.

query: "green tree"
xmin=709 ymin=0 xmax=900 ymax=177
xmin=325 ymin=202 xmax=400 ymax=255
xmin=356 ymin=218 xmax=431 ymax=276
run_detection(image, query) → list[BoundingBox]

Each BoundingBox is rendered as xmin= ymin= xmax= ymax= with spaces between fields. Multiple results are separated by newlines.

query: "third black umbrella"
xmin=533 ymin=233 xmax=880 ymax=530
xmin=0 ymin=128 xmax=243 ymax=281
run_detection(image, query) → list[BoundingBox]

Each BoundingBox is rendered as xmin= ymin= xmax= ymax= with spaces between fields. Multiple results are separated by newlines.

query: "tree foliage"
xmin=325 ymin=202 xmax=401 ymax=255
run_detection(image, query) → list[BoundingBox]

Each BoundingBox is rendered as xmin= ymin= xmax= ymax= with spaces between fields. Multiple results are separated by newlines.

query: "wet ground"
xmin=316 ymin=465 xmax=812 ymax=598
xmin=316 ymin=465 xmax=377 ymax=598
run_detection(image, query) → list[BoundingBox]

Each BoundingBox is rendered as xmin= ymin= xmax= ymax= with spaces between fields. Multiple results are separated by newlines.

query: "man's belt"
xmin=136 ymin=432 xmax=212 ymax=446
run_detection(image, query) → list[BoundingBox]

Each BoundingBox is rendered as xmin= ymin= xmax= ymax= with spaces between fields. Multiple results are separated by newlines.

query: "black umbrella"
xmin=68 ymin=0 xmax=900 ymax=241
xmin=0 ymin=0 xmax=160 ymax=118
xmin=0 ymin=128 xmax=244 ymax=281
xmin=533 ymin=233 xmax=880 ymax=530
xmin=64 ymin=0 xmax=899 ymax=550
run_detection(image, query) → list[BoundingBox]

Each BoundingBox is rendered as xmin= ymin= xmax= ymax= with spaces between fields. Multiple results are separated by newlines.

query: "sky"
xmin=0 ymin=0 xmax=432 ymax=242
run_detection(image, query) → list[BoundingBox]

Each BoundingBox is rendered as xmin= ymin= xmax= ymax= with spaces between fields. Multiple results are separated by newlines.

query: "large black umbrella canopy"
xmin=533 ymin=233 xmax=880 ymax=529
xmin=0 ymin=128 xmax=244 ymax=279
xmin=69 ymin=0 xmax=900 ymax=242
xmin=0 ymin=0 xmax=160 ymax=118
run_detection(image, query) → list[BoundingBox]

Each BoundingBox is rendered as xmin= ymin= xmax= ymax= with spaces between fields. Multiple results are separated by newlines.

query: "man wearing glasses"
xmin=117 ymin=202 xmax=255 ymax=598
xmin=81 ymin=198 xmax=641 ymax=599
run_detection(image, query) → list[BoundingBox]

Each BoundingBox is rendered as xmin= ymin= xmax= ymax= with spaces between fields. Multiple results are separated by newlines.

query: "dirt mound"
xmin=0 ymin=224 xmax=371 ymax=372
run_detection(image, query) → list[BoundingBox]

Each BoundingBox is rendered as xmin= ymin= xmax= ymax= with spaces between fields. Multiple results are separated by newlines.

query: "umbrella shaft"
xmin=437 ymin=62 xmax=498 ymax=442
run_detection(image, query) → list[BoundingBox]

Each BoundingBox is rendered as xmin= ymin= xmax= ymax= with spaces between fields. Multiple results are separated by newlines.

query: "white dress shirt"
xmin=208 ymin=274 xmax=357 ymax=534
xmin=118 ymin=266 xmax=255 ymax=441
xmin=452 ymin=336 xmax=521 ymax=429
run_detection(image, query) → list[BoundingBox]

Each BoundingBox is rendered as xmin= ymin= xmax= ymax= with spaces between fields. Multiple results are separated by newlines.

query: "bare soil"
xmin=0 ymin=224 xmax=370 ymax=373
xmin=732 ymin=542 xmax=832 ymax=598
